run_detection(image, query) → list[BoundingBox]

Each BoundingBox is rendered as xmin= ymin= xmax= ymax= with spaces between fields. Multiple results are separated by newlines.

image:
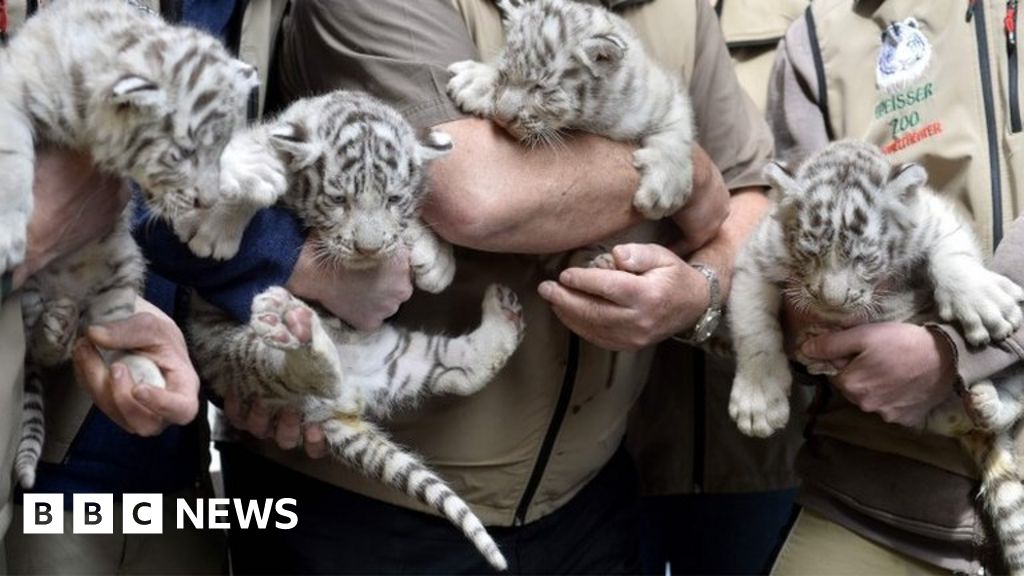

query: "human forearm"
xmin=13 ymin=150 xmax=130 ymax=289
xmin=687 ymin=188 xmax=770 ymax=299
xmin=423 ymin=118 xmax=641 ymax=253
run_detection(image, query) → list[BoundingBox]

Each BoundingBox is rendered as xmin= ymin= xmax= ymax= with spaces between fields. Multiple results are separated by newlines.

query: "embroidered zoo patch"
xmin=876 ymin=17 xmax=932 ymax=94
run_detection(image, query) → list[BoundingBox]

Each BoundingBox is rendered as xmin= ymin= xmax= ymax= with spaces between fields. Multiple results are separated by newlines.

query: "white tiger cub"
xmin=184 ymin=90 xmax=523 ymax=571
xmin=5 ymin=0 xmax=258 ymax=488
xmin=446 ymin=0 xmax=694 ymax=219
xmin=728 ymin=140 xmax=1024 ymax=572
xmin=0 ymin=0 xmax=257 ymax=269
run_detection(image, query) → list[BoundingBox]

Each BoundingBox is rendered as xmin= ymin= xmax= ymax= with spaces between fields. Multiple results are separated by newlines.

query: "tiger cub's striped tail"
xmin=321 ymin=416 xmax=508 ymax=571
xmin=964 ymin=430 xmax=1024 ymax=575
xmin=15 ymin=365 xmax=44 ymax=489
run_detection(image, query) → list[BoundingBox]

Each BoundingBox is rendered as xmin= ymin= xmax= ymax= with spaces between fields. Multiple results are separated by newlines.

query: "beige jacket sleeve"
xmin=690 ymin=0 xmax=774 ymax=191
xmin=935 ymin=217 xmax=1024 ymax=386
xmin=765 ymin=14 xmax=830 ymax=166
xmin=273 ymin=0 xmax=476 ymax=130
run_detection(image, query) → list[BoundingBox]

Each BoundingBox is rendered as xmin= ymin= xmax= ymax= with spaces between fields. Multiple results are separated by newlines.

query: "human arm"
xmin=800 ymin=215 xmax=1024 ymax=428
xmin=425 ymin=125 xmax=728 ymax=253
xmin=798 ymin=323 xmax=958 ymax=427
xmin=533 ymin=0 xmax=774 ymax=350
xmin=275 ymin=0 xmax=774 ymax=255
xmin=538 ymin=187 xmax=770 ymax=351
xmin=11 ymin=149 xmax=130 ymax=290
xmin=136 ymin=203 xmax=413 ymax=329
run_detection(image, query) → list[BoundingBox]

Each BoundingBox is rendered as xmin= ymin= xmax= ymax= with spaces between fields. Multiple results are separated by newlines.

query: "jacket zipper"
xmin=972 ymin=0 xmax=1006 ymax=246
xmin=513 ymin=334 xmax=579 ymax=525
xmin=1009 ymin=0 xmax=1022 ymax=132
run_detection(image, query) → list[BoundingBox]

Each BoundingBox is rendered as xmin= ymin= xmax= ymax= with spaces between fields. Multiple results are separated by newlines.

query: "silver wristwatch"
xmin=675 ymin=263 xmax=722 ymax=345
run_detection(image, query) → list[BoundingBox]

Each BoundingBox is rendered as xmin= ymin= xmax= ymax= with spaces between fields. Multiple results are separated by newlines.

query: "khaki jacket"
xmin=718 ymin=0 xmax=810 ymax=113
xmin=626 ymin=0 xmax=809 ymax=498
xmin=245 ymin=0 xmax=774 ymax=526
xmin=769 ymin=0 xmax=1024 ymax=570
xmin=0 ymin=301 xmax=24 ymax=551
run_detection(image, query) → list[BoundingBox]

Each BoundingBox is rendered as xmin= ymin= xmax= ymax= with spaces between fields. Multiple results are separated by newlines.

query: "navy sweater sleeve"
xmin=127 ymin=0 xmax=306 ymax=324
xmin=134 ymin=203 xmax=306 ymax=322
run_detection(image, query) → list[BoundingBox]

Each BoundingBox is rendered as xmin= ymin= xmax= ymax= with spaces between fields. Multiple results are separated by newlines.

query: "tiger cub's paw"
xmin=31 ymin=302 xmax=80 ymax=367
xmin=447 ymin=60 xmax=499 ymax=117
xmin=966 ymin=380 xmax=1015 ymax=432
xmin=936 ymin=269 xmax=1024 ymax=345
xmin=633 ymin=147 xmax=692 ymax=220
xmin=119 ymin=354 xmax=167 ymax=389
xmin=411 ymin=238 xmax=456 ymax=294
xmin=0 ymin=213 xmax=27 ymax=273
xmin=251 ymin=287 xmax=317 ymax=350
xmin=728 ymin=358 xmax=792 ymax=438
xmin=481 ymin=284 xmax=526 ymax=352
xmin=187 ymin=210 xmax=249 ymax=261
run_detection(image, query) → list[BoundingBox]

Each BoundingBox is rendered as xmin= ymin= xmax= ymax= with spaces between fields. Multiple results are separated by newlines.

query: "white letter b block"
xmin=73 ymin=494 xmax=113 ymax=534
xmin=23 ymin=494 xmax=63 ymax=534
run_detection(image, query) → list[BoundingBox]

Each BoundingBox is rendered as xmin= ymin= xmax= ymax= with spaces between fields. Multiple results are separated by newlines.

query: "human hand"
xmin=71 ymin=299 xmax=200 ymax=436
xmin=14 ymin=148 xmax=131 ymax=288
xmin=538 ymin=243 xmax=708 ymax=351
xmin=799 ymin=322 xmax=958 ymax=427
xmin=669 ymin=145 xmax=730 ymax=256
xmin=223 ymin=387 xmax=329 ymax=459
xmin=286 ymin=236 xmax=414 ymax=330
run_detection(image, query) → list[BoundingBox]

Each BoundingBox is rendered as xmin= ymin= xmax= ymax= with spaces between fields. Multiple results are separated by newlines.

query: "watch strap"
xmin=674 ymin=263 xmax=722 ymax=345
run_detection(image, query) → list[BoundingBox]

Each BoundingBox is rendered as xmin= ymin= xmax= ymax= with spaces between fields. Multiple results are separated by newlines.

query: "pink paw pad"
xmin=494 ymin=287 xmax=524 ymax=330
xmin=283 ymin=307 xmax=314 ymax=345
xmin=251 ymin=288 xmax=313 ymax=349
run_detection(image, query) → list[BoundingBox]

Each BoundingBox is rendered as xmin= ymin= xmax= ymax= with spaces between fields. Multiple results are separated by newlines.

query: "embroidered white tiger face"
xmin=270 ymin=92 xmax=452 ymax=268
xmin=766 ymin=141 xmax=926 ymax=321
xmin=876 ymin=17 xmax=931 ymax=93
xmin=491 ymin=0 xmax=629 ymax=143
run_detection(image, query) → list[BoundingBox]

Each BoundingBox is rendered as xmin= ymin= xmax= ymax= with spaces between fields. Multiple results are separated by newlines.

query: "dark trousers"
xmin=639 ymin=490 xmax=798 ymax=575
xmin=220 ymin=444 xmax=642 ymax=575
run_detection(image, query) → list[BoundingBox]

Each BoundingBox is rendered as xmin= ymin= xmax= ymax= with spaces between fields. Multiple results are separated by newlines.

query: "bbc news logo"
xmin=23 ymin=494 xmax=298 ymax=534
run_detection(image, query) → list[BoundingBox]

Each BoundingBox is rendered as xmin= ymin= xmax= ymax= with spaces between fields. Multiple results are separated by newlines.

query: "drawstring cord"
xmin=1008 ymin=0 xmax=1019 ymax=45
xmin=1 ymin=0 xmax=8 ymax=45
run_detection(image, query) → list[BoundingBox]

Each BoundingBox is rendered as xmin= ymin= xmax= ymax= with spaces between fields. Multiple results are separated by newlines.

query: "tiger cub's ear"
xmin=764 ymin=161 xmax=803 ymax=225
xmin=576 ymin=34 xmax=628 ymax=78
xmin=416 ymin=130 xmax=454 ymax=163
xmin=230 ymin=59 xmax=260 ymax=94
xmin=268 ymin=121 xmax=322 ymax=171
xmin=886 ymin=162 xmax=927 ymax=201
xmin=111 ymin=74 xmax=166 ymax=110
xmin=763 ymin=161 xmax=798 ymax=194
